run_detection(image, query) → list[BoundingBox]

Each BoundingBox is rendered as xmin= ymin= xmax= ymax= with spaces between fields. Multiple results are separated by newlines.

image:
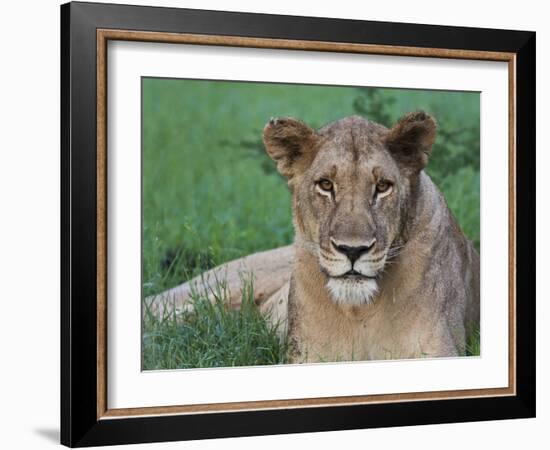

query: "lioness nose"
xmin=332 ymin=239 xmax=376 ymax=264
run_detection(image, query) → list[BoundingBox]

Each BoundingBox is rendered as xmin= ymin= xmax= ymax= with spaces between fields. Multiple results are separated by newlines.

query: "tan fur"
xmin=144 ymin=245 xmax=294 ymax=316
xmin=263 ymin=112 xmax=479 ymax=362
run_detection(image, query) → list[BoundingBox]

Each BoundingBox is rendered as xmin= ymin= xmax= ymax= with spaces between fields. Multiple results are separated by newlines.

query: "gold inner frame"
xmin=96 ymin=29 xmax=517 ymax=420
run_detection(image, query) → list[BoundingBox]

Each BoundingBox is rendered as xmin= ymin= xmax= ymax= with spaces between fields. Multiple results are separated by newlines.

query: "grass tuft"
xmin=466 ymin=328 xmax=481 ymax=357
xmin=142 ymin=276 xmax=289 ymax=370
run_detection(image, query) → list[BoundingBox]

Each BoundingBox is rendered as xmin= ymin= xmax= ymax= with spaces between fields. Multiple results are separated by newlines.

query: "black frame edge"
xmin=70 ymin=1 xmax=534 ymax=52
xmin=76 ymin=396 xmax=534 ymax=447
xmin=60 ymin=2 xmax=71 ymax=447
xmin=62 ymin=2 xmax=101 ymax=446
xmin=514 ymin=32 xmax=536 ymax=417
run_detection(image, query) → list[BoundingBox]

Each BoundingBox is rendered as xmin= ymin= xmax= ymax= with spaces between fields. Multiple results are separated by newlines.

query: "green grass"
xmin=142 ymin=79 xmax=481 ymax=369
xmin=142 ymin=276 xmax=288 ymax=370
xmin=466 ymin=328 xmax=481 ymax=357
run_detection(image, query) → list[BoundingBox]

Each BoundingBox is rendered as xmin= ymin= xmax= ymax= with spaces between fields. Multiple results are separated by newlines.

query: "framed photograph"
xmin=61 ymin=1 xmax=535 ymax=447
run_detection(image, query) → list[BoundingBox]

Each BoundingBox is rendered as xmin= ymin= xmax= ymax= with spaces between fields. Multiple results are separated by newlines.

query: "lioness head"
xmin=263 ymin=112 xmax=437 ymax=306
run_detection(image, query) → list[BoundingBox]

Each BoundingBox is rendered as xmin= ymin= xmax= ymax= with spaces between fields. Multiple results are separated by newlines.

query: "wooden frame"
xmin=61 ymin=1 xmax=535 ymax=447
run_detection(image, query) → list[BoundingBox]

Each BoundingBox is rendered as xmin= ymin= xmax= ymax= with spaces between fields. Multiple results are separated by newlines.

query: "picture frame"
xmin=60 ymin=1 xmax=535 ymax=447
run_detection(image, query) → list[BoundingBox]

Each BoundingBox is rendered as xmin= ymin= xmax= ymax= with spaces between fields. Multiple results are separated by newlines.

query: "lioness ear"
xmin=263 ymin=117 xmax=318 ymax=179
xmin=386 ymin=111 xmax=437 ymax=174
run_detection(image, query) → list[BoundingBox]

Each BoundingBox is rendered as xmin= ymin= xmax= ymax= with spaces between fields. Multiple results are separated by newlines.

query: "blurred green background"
xmin=141 ymin=78 xmax=480 ymax=369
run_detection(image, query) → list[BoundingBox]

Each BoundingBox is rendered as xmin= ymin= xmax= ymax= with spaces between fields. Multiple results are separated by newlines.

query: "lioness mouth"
xmin=336 ymin=269 xmax=378 ymax=280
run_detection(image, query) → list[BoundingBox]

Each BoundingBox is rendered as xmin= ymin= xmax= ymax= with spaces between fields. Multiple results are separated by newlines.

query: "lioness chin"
xmin=262 ymin=112 xmax=479 ymax=363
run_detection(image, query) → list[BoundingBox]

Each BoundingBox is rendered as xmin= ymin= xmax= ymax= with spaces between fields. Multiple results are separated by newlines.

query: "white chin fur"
xmin=326 ymin=278 xmax=379 ymax=306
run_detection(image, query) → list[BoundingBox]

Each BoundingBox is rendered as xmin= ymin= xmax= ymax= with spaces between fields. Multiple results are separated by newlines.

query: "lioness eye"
xmin=318 ymin=179 xmax=334 ymax=192
xmin=376 ymin=180 xmax=392 ymax=194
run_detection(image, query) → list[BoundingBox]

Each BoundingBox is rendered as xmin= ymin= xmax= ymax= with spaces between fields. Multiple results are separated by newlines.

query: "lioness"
xmin=262 ymin=112 xmax=479 ymax=362
xmin=149 ymin=112 xmax=479 ymax=362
